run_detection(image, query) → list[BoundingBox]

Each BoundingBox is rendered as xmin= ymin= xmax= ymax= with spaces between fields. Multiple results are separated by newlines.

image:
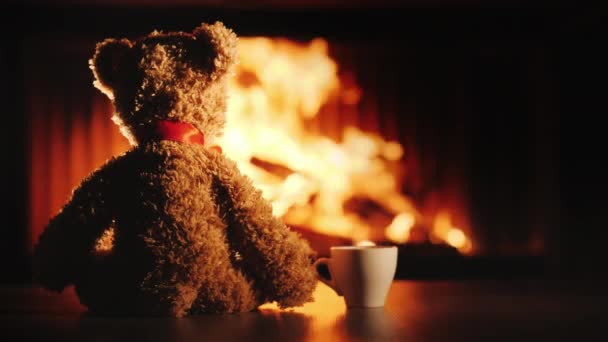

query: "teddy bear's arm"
xmin=33 ymin=163 xmax=116 ymax=292
xmin=213 ymin=154 xmax=317 ymax=308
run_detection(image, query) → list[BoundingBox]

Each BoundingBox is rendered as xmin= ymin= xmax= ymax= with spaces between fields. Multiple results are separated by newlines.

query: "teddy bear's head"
xmin=90 ymin=22 xmax=237 ymax=145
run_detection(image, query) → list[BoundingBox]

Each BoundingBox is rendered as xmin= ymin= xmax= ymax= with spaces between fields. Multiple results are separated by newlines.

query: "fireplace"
xmin=2 ymin=2 xmax=577 ymax=282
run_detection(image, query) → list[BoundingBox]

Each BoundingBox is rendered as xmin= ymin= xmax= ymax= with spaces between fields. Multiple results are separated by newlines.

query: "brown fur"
xmin=33 ymin=22 xmax=316 ymax=317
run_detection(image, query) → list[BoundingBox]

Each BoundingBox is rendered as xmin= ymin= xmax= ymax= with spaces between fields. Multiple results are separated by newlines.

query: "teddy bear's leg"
xmin=73 ymin=250 xmax=149 ymax=315
xmin=166 ymin=225 xmax=259 ymax=315
xmin=137 ymin=216 xmax=259 ymax=316
xmin=73 ymin=252 xmax=122 ymax=314
xmin=211 ymin=155 xmax=317 ymax=309
xmin=189 ymin=263 xmax=259 ymax=314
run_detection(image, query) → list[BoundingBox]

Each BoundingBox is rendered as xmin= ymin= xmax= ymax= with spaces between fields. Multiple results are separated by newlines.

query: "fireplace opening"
xmin=2 ymin=3 xmax=570 ymax=281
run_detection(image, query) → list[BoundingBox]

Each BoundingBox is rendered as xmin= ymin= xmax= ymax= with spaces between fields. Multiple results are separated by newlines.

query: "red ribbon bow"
xmin=138 ymin=120 xmax=222 ymax=153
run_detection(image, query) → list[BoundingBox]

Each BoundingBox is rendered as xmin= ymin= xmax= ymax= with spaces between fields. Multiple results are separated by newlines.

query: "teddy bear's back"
xmin=76 ymin=141 xmax=255 ymax=314
xmin=106 ymin=141 xmax=229 ymax=257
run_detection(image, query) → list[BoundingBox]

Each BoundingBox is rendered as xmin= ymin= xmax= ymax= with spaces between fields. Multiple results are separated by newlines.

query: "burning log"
xmin=250 ymin=156 xmax=295 ymax=179
xmin=343 ymin=196 xmax=394 ymax=241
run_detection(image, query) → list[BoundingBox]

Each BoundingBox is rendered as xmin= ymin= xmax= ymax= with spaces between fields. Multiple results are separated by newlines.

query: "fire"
xmin=432 ymin=211 xmax=472 ymax=254
xmin=222 ymin=37 xmax=415 ymax=243
xmin=385 ymin=213 xmax=415 ymax=244
xmin=221 ymin=37 xmax=473 ymax=253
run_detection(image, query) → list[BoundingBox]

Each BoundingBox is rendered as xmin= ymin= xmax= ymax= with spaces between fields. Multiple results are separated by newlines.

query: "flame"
xmin=385 ymin=213 xmax=415 ymax=244
xmin=222 ymin=37 xmax=423 ymax=244
xmin=432 ymin=211 xmax=472 ymax=254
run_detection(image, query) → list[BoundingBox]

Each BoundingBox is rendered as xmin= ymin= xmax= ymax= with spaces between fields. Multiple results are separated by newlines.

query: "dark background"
xmin=1 ymin=1 xmax=605 ymax=283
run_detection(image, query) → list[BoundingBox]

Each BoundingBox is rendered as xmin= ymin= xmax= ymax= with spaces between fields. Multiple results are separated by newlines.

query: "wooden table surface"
xmin=1 ymin=279 xmax=606 ymax=341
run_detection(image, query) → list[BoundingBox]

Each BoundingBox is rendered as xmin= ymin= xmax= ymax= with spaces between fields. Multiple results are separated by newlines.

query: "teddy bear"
xmin=32 ymin=21 xmax=317 ymax=317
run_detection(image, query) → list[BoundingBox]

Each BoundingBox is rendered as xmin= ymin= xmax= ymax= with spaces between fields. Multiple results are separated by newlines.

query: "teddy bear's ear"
xmin=192 ymin=21 xmax=238 ymax=78
xmin=89 ymin=38 xmax=133 ymax=99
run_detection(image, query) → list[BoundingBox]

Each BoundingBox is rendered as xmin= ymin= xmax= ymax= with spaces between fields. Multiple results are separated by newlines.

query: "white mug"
xmin=314 ymin=246 xmax=398 ymax=308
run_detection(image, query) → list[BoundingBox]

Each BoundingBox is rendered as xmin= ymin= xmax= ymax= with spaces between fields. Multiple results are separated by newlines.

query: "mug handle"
xmin=313 ymin=257 xmax=342 ymax=296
